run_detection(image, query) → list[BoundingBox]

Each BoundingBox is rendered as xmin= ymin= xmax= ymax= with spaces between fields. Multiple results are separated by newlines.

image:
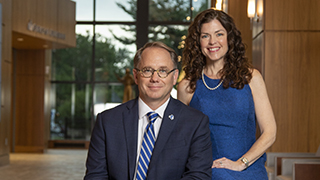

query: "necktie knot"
xmin=146 ymin=111 xmax=159 ymax=123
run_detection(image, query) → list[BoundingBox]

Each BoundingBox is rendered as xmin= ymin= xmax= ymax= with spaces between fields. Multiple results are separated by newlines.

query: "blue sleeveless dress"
xmin=189 ymin=74 xmax=268 ymax=180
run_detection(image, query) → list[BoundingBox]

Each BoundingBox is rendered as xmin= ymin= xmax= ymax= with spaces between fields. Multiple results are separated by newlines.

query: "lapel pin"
xmin=168 ymin=114 xmax=174 ymax=120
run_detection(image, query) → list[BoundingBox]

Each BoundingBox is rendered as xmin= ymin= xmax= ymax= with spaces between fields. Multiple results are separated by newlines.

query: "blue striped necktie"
xmin=135 ymin=112 xmax=159 ymax=180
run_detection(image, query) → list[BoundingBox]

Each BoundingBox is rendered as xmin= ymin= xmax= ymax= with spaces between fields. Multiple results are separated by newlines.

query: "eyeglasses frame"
xmin=134 ymin=67 xmax=177 ymax=78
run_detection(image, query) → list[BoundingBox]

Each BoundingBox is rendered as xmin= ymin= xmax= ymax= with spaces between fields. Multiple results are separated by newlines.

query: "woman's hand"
xmin=212 ymin=157 xmax=247 ymax=171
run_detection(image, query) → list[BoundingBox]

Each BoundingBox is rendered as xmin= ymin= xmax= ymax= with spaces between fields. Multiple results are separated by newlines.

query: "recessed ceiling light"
xmin=17 ymin=38 xmax=24 ymax=41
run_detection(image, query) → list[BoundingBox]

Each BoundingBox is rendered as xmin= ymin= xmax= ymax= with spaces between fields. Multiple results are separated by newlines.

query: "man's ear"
xmin=133 ymin=69 xmax=139 ymax=85
xmin=173 ymin=69 xmax=179 ymax=85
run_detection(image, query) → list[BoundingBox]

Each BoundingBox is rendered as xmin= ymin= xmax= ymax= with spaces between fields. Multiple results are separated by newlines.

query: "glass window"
xmin=76 ymin=25 xmax=94 ymax=37
xmin=148 ymin=0 xmax=209 ymax=22
xmin=149 ymin=0 xmax=191 ymax=22
xmin=96 ymin=0 xmax=136 ymax=21
xmin=51 ymin=0 xmax=212 ymax=141
xmin=192 ymin=0 xmax=210 ymax=19
xmin=95 ymin=25 xmax=136 ymax=81
xmin=93 ymin=83 xmax=124 ymax=116
xmin=51 ymin=46 xmax=92 ymax=82
xmin=50 ymin=83 xmax=92 ymax=140
xmin=148 ymin=25 xmax=189 ymax=57
xmin=52 ymin=25 xmax=93 ymax=82
xmin=73 ymin=0 xmax=94 ymax=21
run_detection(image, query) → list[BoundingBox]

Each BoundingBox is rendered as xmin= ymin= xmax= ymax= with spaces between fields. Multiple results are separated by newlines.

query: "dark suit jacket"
xmin=84 ymin=97 xmax=212 ymax=180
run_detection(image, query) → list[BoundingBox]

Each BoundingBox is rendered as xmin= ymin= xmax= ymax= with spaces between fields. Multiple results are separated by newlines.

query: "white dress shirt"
xmin=134 ymin=97 xmax=170 ymax=178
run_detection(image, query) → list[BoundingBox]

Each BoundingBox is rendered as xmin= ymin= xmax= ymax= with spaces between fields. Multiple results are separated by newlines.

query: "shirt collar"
xmin=138 ymin=97 xmax=170 ymax=119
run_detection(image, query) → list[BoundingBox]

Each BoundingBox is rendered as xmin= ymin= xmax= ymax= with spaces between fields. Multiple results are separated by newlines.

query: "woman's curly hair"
xmin=182 ymin=8 xmax=253 ymax=92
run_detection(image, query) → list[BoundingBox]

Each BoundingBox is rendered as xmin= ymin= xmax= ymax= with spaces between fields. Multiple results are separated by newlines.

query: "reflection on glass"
xmin=94 ymin=83 xmax=125 ymax=116
xmin=50 ymin=83 xmax=92 ymax=140
xmin=73 ymin=0 xmax=94 ymax=21
xmin=52 ymin=25 xmax=93 ymax=82
xmin=96 ymin=0 xmax=136 ymax=21
xmin=95 ymin=25 xmax=136 ymax=81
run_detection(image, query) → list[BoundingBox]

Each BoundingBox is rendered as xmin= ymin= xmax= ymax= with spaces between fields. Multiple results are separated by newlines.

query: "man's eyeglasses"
xmin=135 ymin=68 xmax=177 ymax=78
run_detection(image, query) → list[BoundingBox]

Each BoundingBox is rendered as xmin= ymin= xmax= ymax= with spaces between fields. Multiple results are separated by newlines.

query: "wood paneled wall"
xmin=252 ymin=0 xmax=320 ymax=152
xmin=10 ymin=0 xmax=74 ymax=153
xmin=227 ymin=0 xmax=252 ymax=63
xmin=12 ymin=0 xmax=76 ymax=49
xmin=0 ymin=0 xmax=12 ymax=167
xmin=14 ymin=50 xmax=49 ymax=153
xmin=265 ymin=0 xmax=320 ymax=31
xmin=57 ymin=0 xmax=76 ymax=47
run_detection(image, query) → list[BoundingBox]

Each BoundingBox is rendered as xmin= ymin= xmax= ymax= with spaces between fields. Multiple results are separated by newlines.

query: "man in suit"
xmin=84 ymin=41 xmax=212 ymax=180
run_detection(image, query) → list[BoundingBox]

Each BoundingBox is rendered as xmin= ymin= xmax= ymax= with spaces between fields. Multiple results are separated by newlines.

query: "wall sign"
xmin=27 ymin=20 xmax=66 ymax=40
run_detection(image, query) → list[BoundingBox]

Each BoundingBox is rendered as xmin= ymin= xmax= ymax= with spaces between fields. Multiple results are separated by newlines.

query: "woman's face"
xmin=200 ymin=19 xmax=228 ymax=62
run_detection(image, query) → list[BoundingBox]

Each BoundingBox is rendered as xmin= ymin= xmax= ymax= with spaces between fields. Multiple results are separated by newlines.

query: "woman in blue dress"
xmin=177 ymin=9 xmax=277 ymax=179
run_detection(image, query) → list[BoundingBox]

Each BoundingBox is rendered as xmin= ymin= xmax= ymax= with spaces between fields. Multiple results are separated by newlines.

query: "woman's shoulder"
xmin=177 ymin=78 xmax=190 ymax=90
xmin=249 ymin=69 xmax=264 ymax=84
xmin=249 ymin=68 xmax=267 ymax=92
xmin=177 ymin=78 xmax=194 ymax=105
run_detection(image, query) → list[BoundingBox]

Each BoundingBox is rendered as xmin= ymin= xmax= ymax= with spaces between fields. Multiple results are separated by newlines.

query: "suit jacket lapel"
xmin=150 ymin=98 xmax=181 ymax=165
xmin=123 ymin=98 xmax=139 ymax=179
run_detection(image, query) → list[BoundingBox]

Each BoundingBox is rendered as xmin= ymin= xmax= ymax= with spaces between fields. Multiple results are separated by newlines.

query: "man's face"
xmin=133 ymin=47 xmax=178 ymax=109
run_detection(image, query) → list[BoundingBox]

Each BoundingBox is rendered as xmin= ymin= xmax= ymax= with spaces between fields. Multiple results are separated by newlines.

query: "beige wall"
xmin=252 ymin=0 xmax=320 ymax=152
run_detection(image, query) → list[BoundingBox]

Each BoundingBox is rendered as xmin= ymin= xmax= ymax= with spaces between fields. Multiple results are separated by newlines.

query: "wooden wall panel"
xmin=12 ymin=0 xmax=75 ymax=48
xmin=265 ymin=0 xmax=320 ymax=30
xmin=10 ymin=0 xmax=72 ymax=153
xmin=57 ymin=0 xmax=76 ymax=47
xmin=227 ymin=0 xmax=253 ymax=63
xmin=14 ymin=50 xmax=47 ymax=153
xmin=12 ymin=0 xmax=36 ymax=34
xmin=251 ymin=0 xmax=320 ymax=153
xmin=264 ymin=32 xmax=320 ymax=152
xmin=35 ymin=0 xmax=58 ymax=32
